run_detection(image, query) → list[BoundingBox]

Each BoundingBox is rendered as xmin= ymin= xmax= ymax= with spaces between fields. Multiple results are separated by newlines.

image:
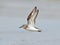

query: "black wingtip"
xmin=38 ymin=30 xmax=41 ymax=32
xmin=35 ymin=6 xmax=37 ymax=9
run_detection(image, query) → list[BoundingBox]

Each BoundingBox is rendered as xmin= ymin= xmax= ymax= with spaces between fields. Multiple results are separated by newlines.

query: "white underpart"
xmin=26 ymin=26 xmax=39 ymax=31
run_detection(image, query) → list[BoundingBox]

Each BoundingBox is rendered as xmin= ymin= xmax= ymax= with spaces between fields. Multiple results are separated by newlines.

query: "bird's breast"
xmin=26 ymin=27 xmax=39 ymax=31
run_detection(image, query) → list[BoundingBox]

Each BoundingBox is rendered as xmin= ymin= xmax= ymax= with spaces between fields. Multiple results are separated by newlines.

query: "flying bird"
xmin=19 ymin=6 xmax=41 ymax=32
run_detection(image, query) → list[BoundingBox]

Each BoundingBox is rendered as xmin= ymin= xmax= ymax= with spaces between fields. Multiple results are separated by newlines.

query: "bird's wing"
xmin=27 ymin=6 xmax=39 ymax=27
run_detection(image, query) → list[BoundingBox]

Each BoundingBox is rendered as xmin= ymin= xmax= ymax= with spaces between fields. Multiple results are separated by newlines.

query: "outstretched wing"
xmin=27 ymin=6 xmax=39 ymax=27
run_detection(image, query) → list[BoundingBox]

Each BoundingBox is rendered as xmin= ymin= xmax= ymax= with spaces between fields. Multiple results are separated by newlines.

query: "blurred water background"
xmin=0 ymin=0 xmax=60 ymax=45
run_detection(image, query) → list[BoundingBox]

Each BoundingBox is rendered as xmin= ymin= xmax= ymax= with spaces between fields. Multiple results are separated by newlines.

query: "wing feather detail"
xmin=27 ymin=6 xmax=39 ymax=27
